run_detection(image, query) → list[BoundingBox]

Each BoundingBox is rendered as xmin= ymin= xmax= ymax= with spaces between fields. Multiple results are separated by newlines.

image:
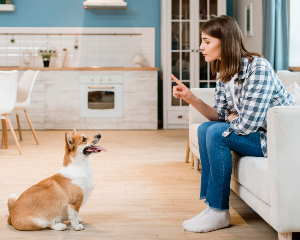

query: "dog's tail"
xmin=8 ymin=193 xmax=18 ymax=213
xmin=7 ymin=193 xmax=18 ymax=225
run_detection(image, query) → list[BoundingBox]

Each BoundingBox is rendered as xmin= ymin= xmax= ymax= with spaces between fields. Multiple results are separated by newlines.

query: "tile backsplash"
xmin=0 ymin=27 xmax=155 ymax=68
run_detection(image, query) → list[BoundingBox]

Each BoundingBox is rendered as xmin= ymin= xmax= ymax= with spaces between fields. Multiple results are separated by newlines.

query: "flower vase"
xmin=43 ymin=59 xmax=50 ymax=67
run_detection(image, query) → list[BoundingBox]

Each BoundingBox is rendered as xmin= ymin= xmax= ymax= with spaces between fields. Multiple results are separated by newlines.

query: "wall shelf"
xmin=0 ymin=33 xmax=141 ymax=36
xmin=0 ymin=4 xmax=15 ymax=11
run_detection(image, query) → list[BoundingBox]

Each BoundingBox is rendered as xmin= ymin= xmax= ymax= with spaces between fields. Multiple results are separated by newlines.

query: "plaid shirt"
xmin=213 ymin=56 xmax=297 ymax=157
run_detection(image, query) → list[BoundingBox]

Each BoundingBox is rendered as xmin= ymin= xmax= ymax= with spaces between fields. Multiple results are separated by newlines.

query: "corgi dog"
xmin=7 ymin=128 xmax=106 ymax=231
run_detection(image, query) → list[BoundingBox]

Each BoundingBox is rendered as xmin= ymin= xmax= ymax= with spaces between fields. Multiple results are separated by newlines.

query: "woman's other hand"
xmin=171 ymin=74 xmax=195 ymax=104
xmin=227 ymin=113 xmax=238 ymax=123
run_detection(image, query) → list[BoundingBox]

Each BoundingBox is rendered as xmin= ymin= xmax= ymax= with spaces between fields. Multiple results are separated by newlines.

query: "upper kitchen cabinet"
xmin=161 ymin=0 xmax=226 ymax=129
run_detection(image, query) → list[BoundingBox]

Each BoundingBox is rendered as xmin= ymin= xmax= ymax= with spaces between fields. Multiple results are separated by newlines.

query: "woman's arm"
xmin=171 ymin=74 xmax=219 ymax=121
xmin=189 ymin=95 xmax=219 ymax=121
xmin=227 ymin=113 xmax=238 ymax=122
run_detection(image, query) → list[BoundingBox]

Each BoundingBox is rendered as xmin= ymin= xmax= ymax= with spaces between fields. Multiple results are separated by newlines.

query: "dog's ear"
xmin=72 ymin=128 xmax=77 ymax=136
xmin=65 ymin=132 xmax=74 ymax=150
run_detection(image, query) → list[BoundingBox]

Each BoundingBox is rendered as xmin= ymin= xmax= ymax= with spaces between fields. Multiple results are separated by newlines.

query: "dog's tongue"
xmin=88 ymin=146 xmax=107 ymax=152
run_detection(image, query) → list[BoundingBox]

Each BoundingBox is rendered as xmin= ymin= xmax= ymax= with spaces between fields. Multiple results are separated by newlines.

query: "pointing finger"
xmin=170 ymin=74 xmax=182 ymax=85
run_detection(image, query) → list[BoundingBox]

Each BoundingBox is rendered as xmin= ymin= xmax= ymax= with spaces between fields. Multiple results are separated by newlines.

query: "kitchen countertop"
xmin=2 ymin=66 xmax=295 ymax=71
xmin=290 ymin=67 xmax=300 ymax=71
xmin=0 ymin=67 xmax=159 ymax=71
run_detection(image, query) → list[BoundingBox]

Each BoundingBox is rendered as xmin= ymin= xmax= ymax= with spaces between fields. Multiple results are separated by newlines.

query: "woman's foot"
xmin=182 ymin=206 xmax=211 ymax=227
xmin=183 ymin=209 xmax=231 ymax=233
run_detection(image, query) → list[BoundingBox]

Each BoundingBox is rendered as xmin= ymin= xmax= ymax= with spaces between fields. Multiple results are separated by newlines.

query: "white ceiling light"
xmin=83 ymin=0 xmax=127 ymax=9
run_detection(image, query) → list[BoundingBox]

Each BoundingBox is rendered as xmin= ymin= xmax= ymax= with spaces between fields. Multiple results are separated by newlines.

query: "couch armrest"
xmin=189 ymin=88 xmax=215 ymax=126
xmin=268 ymin=106 xmax=300 ymax=232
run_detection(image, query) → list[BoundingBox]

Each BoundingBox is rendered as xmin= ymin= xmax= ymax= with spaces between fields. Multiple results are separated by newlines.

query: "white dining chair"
xmin=12 ymin=70 xmax=40 ymax=144
xmin=0 ymin=70 xmax=22 ymax=155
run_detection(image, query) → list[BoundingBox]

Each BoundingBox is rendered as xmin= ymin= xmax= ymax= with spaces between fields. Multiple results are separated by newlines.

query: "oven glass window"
xmin=88 ymin=91 xmax=115 ymax=109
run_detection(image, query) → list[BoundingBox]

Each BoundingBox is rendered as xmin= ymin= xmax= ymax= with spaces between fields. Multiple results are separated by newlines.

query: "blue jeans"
xmin=198 ymin=121 xmax=264 ymax=211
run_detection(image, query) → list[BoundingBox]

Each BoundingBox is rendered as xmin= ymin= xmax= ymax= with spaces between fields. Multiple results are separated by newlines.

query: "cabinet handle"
xmin=100 ymin=79 xmax=102 ymax=81
xmin=191 ymin=50 xmax=194 ymax=52
xmin=88 ymin=86 xmax=114 ymax=89
xmin=91 ymin=79 xmax=94 ymax=81
xmin=196 ymin=50 xmax=199 ymax=52
xmin=177 ymin=115 xmax=183 ymax=119
xmin=109 ymin=79 xmax=111 ymax=81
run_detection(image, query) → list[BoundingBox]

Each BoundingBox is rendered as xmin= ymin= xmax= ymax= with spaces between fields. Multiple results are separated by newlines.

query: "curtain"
xmin=262 ymin=0 xmax=289 ymax=71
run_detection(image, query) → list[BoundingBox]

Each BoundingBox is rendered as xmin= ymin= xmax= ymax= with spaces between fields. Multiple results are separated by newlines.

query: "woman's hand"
xmin=171 ymin=74 xmax=195 ymax=104
xmin=227 ymin=113 xmax=238 ymax=123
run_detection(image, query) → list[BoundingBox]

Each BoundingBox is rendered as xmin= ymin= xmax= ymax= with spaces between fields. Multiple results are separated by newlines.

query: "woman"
xmin=172 ymin=15 xmax=296 ymax=233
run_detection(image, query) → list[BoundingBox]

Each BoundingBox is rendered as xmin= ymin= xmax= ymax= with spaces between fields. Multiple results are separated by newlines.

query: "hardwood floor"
xmin=0 ymin=129 xmax=297 ymax=239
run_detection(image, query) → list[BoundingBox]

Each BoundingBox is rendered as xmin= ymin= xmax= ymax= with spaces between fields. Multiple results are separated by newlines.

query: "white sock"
xmin=183 ymin=208 xmax=231 ymax=233
xmin=182 ymin=206 xmax=211 ymax=227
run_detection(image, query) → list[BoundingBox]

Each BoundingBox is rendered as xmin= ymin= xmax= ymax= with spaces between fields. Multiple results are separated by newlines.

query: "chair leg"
xmin=16 ymin=113 xmax=23 ymax=141
xmin=4 ymin=114 xmax=22 ymax=155
xmin=193 ymin=155 xmax=202 ymax=170
xmin=194 ymin=156 xmax=199 ymax=171
xmin=278 ymin=232 xmax=292 ymax=240
xmin=24 ymin=110 xmax=39 ymax=145
xmin=1 ymin=119 xmax=8 ymax=149
xmin=185 ymin=134 xmax=189 ymax=163
xmin=190 ymin=152 xmax=194 ymax=167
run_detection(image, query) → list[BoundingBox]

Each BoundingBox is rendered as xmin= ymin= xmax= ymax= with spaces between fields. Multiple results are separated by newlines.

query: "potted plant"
xmin=39 ymin=49 xmax=56 ymax=67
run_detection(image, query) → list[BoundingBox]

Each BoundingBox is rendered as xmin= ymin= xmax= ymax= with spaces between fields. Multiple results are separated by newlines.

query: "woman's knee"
xmin=206 ymin=123 xmax=227 ymax=141
xmin=198 ymin=121 xmax=217 ymax=137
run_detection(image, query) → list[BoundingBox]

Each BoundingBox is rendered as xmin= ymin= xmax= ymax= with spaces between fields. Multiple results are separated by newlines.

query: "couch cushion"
xmin=286 ymin=82 xmax=300 ymax=105
xmin=232 ymin=153 xmax=270 ymax=206
xmin=276 ymin=70 xmax=300 ymax=88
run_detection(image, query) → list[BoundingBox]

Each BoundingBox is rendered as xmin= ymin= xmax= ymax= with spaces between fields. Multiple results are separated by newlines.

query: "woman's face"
xmin=199 ymin=32 xmax=221 ymax=62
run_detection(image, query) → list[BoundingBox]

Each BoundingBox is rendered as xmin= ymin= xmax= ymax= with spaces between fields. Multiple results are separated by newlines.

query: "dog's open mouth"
xmin=83 ymin=145 xmax=107 ymax=155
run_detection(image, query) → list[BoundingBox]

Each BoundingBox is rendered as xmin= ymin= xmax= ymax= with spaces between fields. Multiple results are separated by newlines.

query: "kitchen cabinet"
xmin=0 ymin=67 xmax=158 ymax=130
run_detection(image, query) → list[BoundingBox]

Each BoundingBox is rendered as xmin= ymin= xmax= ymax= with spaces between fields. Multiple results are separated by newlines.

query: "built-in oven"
xmin=79 ymin=75 xmax=123 ymax=118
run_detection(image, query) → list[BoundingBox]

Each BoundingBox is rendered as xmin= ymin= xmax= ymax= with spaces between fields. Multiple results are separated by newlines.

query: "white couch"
xmin=189 ymin=71 xmax=300 ymax=240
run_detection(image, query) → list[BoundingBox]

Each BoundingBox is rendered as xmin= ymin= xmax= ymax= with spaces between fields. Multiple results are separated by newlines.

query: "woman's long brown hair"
xmin=200 ymin=15 xmax=262 ymax=83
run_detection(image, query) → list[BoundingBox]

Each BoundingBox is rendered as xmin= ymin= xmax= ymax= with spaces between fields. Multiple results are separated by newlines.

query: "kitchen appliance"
xmin=80 ymin=75 xmax=123 ymax=118
xmin=83 ymin=0 xmax=127 ymax=9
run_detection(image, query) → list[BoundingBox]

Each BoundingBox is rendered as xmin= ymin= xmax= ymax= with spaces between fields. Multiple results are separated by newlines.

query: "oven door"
xmin=80 ymin=84 xmax=123 ymax=118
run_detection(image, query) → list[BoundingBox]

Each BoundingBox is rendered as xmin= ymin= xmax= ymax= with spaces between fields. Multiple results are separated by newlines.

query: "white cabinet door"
xmin=162 ymin=0 xmax=226 ymax=129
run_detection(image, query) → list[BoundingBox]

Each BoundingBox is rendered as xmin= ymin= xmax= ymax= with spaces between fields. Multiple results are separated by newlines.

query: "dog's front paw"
xmin=52 ymin=223 xmax=67 ymax=231
xmin=73 ymin=224 xmax=84 ymax=231
xmin=78 ymin=217 xmax=83 ymax=223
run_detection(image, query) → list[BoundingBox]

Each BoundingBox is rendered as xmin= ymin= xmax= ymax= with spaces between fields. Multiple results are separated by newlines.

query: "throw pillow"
xmin=286 ymin=82 xmax=300 ymax=105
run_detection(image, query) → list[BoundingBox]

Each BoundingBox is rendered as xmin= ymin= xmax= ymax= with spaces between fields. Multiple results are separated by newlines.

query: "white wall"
xmin=289 ymin=0 xmax=300 ymax=67
xmin=0 ymin=27 xmax=155 ymax=68
xmin=233 ymin=0 xmax=263 ymax=55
